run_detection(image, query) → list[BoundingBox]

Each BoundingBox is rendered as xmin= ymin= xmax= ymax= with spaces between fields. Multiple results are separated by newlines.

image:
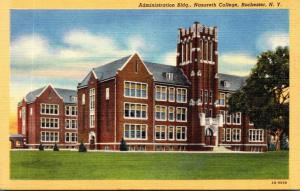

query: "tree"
xmin=78 ymin=142 xmax=87 ymax=152
xmin=228 ymin=46 xmax=289 ymax=151
xmin=38 ymin=143 xmax=44 ymax=151
xmin=53 ymin=143 xmax=59 ymax=151
xmin=120 ymin=137 xmax=128 ymax=151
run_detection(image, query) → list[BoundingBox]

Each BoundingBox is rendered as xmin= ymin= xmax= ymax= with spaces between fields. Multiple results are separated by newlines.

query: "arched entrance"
xmin=89 ymin=132 xmax=96 ymax=150
xmin=205 ymin=127 xmax=216 ymax=146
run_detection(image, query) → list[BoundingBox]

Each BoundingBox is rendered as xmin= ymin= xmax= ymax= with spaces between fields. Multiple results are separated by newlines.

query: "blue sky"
xmin=10 ymin=9 xmax=289 ymax=112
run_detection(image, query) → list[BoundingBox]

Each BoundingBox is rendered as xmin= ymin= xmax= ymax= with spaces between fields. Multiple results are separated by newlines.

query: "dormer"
xmin=163 ymin=72 xmax=174 ymax=81
xmin=221 ymin=80 xmax=231 ymax=88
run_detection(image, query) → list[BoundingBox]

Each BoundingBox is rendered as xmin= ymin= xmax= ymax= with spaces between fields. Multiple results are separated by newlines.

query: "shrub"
xmin=38 ymin=143 xmax=44 ymax=151
xmin=78 ymin=142 xmax=87 ymax=152
xmin=53 ymin=143 xmax=59 ymax=151
xmin=120 ymin=137 xmax=128 ymax=151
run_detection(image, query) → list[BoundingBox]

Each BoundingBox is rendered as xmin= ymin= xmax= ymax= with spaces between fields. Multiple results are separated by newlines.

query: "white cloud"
xmin=162 ymin=51 xmax=177 ymax=66
xmin=219 ymin=52 xmax=257 ymax=76
xmin=256 ymin=31 xmax=289 ymax=51
xmin=127 ymin=36 xmax=146 ymax=52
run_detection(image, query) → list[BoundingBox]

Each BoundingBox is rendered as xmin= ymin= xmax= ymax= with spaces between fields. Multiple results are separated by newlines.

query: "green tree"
xmin=228 ymin=46 xmax=289 ymax=151
xmin=120 ymin=137 xmax=128 ymax=151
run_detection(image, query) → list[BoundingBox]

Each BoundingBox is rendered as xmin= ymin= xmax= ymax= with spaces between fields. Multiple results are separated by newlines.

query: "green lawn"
xmin=10 ymin=151 xmax=288 ymax=180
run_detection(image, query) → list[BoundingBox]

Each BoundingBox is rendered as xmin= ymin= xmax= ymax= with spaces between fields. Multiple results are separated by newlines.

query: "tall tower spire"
xmin=176 ymin=21 xmax=219 ymax=148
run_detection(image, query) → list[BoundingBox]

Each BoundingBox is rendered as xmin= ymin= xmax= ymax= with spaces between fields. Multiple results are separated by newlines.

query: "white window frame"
xmin=232 ymin=112 xmax=242 ymax=125
xmin=40 ymin=117 xmax=59 ymax=129
xmin=106 ymin=87 xmax=110 ymax=100
xmin=232 ymin=128 xmax=241 ymax=142
xmin=155 ymin=105 xmax=167 ymax=121
xmin=155 ymin=85 xmax=167 ymax=101
xmin=82 ymin=93 xmax=86 ymax=105
xmin=168 ymin=87 xmax=175 ymax=102
xmin=40 ymin=131 xmax=59 ymax=142
xmin=219 ymin=93 xmax=225 ymax=106
xmin=168 ymin=126 xmax=175 ymax=140
xmin=226 ymin=111 xmax=231 ymax=124
xmin=155 ymin=125 xmax=167 ymax=140
xmin=176 ymin=88 xmax=187 ymax=103
xmin=124 ymin=102 xmax=148 ymax=120
xmin=168 ymin=106 xmax=175 ymax=122
xmin=40 ymin=103 xmax=59 ymax=115
xmin=249 ymin=129 xmax=264 ymax=142
xmin=65 ymin=119 xmax=77 ymax=129
xmin=176 ymin=126 xmax=187 ymax=141
xmin=226 ymin=128 xmax=231 ymax=142
xmin=123 ymin=124 xmax=148 ymax=140
xmin=176 ymin=107 xmax=187 ymax=122
xmin=65 ymin=105 xmax=77 ymax=116
xmin=220 ymin=110 xmax=225 ymax=125
xmin=65 ymin=132 xmax=78 ymax=143
xmin=124 ymin=81 xmax=148 ymax=99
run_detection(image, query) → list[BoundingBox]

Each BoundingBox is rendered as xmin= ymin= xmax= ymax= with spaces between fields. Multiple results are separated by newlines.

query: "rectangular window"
xmin=168 ymin=126 xmax=175 ymax=140
xmin=176 ymin=126 xmax=187 ymax=141
xmin=166 ymin=73 xmax=174 ymax=81
xmin=176 ymin=107 xmax=187 ymax=122
xmin=249 ymin=129 xmax=264 ymax=142
xmin=89 ymin=88 xmax=95 ymax=111
xmin=155 ymin=105 xmax=167 ymax=121
xmin=226 ymin=111 xmax=231 ymax=124
xmin=168 ymin=87 xmax=175 ymax=102
xmin=90 ymin=114 xmax=95 ymax=128
xmin=200 ymin=89 xmax=203 ymax=103
xmin=155 ymin=125 xmax=167 ymax=140
xmin=40 ymin=104 xmax=59 ymax=115
xmin=40 ymin=131 xmax=59 ymax=142
xmin=82 ymin=94 xmax=85 ymax=105
xmin=155 ymin=85 xmax=167 ymax=101
xmin=124 ymin=81 xmax=147 ymax=99
xmin=220 ymin=110 xmax=225 ymax=124
xmin=209 ymin=90 xmax=213 ymax=104
xmin=219 ymin=93 xmax=225 ymax=106
xmin=65 ymin=106 xmax=77 ymax=116
xmin=124 ymin=103 xmax=147 ymax=119
xmin=65 ymin=119 xmax=77 ymax=129
xmin=21 ymin=107 xmax=26 ymax=134
xmin=232 ymin=112 xmax=242 ymax=125
xmin=176 ymin=88 xmax=187 ymax=103
xmin=204 ymin=90 xmax=208 ymax=104
xmin=65 ymin=132 xmax=77 ymax=143
xmin=232 ymin=128 xmax=241 ymax=142
xmin=124 ymin=124 xmax=147 ymax=140
xmin=106 ymin=88 xmax=110 ymax=100
xmin=40 ymin=118 xmax=59 ymax=129
xmin=226 ymin=128 xmax=231 ymax=142
xmin=168 ymin=106 xmax=175 ymax=121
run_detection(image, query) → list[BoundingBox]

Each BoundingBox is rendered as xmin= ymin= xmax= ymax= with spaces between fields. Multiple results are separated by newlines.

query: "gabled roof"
xmin=24 ymin=85 xmax=77 ymax=104
xmin=218 ymin=73 xmax=246 ymax=92
xmin=78 ymin=54 xmax=190 ymax=88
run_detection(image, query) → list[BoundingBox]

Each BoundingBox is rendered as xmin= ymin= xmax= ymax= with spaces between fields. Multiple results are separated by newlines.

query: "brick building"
xmin=76 ymin=22 xmax=267 ymax=152
xmin=16 ymin=84 xmax=78 ymax=149
xmin=15 ymin=22 xmax=267 ymax=151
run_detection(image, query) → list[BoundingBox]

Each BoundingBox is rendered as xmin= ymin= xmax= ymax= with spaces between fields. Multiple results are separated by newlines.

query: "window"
xmin=209 ymin=90 xmax=213 ymax=104
xmin=30 ymin=108 xmax=32 ymax=116
xmin=65 ymin=119 xmax=77 ymax=129
xmin=124 ymin=81 xmax=147 ymax=99
xmin=40 ymin=104 xmax=59 ymax=115
xmin=168 ymin=106 xmax=175 ymax=121
xmin=40 ymin=131 xmax=59 ymax=142
xmin=249 ymin=129 xmax=264 ymax=142
xmin=155 ymin=105 xmax=167 ymax=121
xmin=21 ymin=107 xmax=26 ymax=134
xmin=209 ymin=109 xmax=213 ymax=118
xmin=226 ymin=128 xmax=231 ymax=141
xmin=219 ymin=93 xmax=225 ymax=106
xmin=232 ymin=112 xmax=242 ymax=125
xmin=124 ymin=124 xmax=147 ymax=140
xmin=176 ymin=107 xmax=187 ymax=122
xmin=226 ymin=111 xmax=231 ymax=124
xmin=176 ymin=126 xmax=187 ymax=141
xmin=200 ymin=89 xmax=203 ymax=103
xmin=168 ymin=87 xmax=175 ymax=102
xmin=89 ymin=88 xmax=95 ymax=128
xmin=220 ymin=110 xmax=225 ymax=124
xmin=106 ymin=88 xmax=110 ymax=100
xmin=168 ymin=126 xmax=175 ymax=140
xmin=232 ymin=128 xmax=241 ymax=142
xmin=176 ymin=88 xmax=187 ymax=103
xmin=65 ymin=132 xmax=77 ymax=143
xmin=155 ymin=125 xmax=167 ymax=140
xmin=82 ymin=94 xmax=85 ymax=105
xmin=204 ymin=90 xmax=208 ymax=104
xmin=166 ymin=73 xmax=174 ymax=81
xmin=65 ymin=106 xmax=77 ymax=116
xmin=124 ymin=103 xmax=147 ymax=119
xmin=40 ymin=118 xmax=59 ymax=129
xmin=72 ymin=96 xmax=77 ymax=102
xmin=155 ymin=86 xmax=167 ymax=101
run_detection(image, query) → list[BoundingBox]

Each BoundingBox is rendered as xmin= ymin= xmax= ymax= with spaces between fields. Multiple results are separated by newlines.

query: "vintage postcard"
xmin=0 ymin=0 xmax=299 ymax=190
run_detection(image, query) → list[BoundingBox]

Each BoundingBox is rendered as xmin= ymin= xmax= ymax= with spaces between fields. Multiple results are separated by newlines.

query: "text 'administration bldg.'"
xmin=76 ymin=22 xmax=267 ymax=151
xmin=16 ymin=22 xmax=267 ymax=151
